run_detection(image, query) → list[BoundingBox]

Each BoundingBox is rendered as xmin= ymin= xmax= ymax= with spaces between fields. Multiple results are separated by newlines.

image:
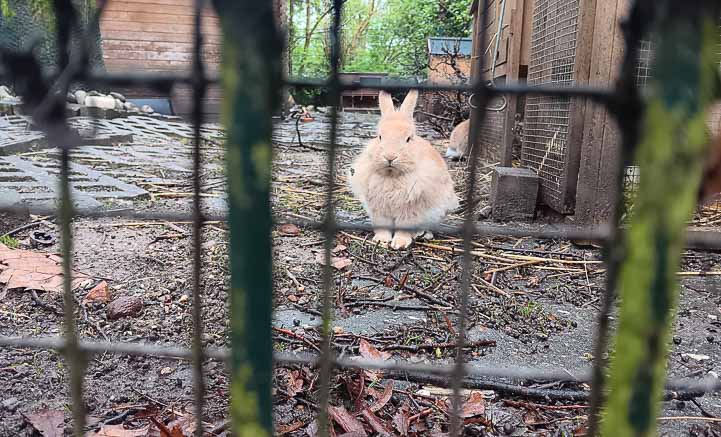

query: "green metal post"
xmin=211 ymin=1 xmax=282 ymax=435
xmin=601 ymin=2 xmax=721 ymax=436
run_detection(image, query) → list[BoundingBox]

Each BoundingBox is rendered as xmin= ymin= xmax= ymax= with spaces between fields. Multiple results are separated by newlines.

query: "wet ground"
xmin=1 ymin=112 xmax=721 ymax=436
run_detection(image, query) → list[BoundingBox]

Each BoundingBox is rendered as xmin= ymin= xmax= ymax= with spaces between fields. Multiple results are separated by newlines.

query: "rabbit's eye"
xmin=378 ymin=135 xmax=382 ymax=141
xmin=406 ymin=136 xmax=411 ymax=143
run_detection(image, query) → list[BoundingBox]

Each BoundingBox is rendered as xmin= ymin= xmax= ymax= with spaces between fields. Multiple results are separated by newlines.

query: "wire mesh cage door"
xmin=522 ymin=0 xmax=586 ymax=214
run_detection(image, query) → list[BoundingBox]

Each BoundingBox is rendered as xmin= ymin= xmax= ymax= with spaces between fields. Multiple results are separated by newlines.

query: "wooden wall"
xmin=99 ymin=0 xmax=222 ymax=120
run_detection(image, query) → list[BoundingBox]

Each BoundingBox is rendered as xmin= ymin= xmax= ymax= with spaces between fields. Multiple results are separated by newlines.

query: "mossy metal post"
xmin=212 ymin=1 xmax=282 ymax=435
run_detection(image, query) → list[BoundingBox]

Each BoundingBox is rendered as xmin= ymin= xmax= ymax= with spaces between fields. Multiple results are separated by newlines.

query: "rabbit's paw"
xmin=373 ymin=229 xmax=393 ymax=246
xmin=390 ymin=232 xmax=413 ymax=250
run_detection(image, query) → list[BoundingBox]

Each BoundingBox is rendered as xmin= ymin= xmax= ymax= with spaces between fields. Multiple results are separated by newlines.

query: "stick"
xmin=272 ymin=327 xmax=321 ymax=353
xmin=382 ymin=339 xmax=496 ymax=352
xmin=472 ymin=277 xmax=511 ymax=298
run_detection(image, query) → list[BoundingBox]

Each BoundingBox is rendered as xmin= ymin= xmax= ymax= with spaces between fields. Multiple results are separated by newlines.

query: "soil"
xmin=1 ymin=111 xmax=721 ymax=436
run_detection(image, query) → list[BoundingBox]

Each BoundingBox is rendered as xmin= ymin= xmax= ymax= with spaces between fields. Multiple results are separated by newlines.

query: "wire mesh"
xmin=522 ymin=0 xmax=579 ymax=212
xmin=0 ymin=0 xmax=720 ymax=436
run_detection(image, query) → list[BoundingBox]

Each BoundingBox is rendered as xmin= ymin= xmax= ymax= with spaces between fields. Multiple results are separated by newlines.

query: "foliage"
xmin=288 ymin=0 xmax=473 ymax=78
xmin=0 ymin=235 xmax=19 ymax=249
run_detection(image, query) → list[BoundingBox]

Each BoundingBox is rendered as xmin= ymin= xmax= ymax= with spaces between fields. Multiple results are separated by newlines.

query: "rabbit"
xmin=349 ymin=90 xmax=460 ymax=249
xmin=445 ymin=119 xmax=470 ymax=160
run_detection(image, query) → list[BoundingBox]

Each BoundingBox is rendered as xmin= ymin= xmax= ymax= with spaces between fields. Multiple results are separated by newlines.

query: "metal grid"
xmin=0 ymin=1 xmax=720 ymax=436
xmin=522 ymin=0 xmax=579 ymax=212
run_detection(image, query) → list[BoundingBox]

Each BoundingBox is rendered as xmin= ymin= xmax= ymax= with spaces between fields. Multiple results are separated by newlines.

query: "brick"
xmin=490 ymin=167 xmax=539 ymax=221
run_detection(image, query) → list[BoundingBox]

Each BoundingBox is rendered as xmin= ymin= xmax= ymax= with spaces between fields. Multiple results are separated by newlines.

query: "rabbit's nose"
xmin=384 ymin=154 xmax=398 ymax=165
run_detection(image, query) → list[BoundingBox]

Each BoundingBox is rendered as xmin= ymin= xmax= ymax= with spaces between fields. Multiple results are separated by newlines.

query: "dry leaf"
xmin=278 ymin=421 xmax=307 ymax=435
xmin=0 ymin=244 xmax=89 ymax=293
xmin=358 ymin=339 xmax=391 ymax=361
xmin=165 ymin=415 xmax=196 ymax=437
xmin=331 ymin=244 xmax=347 ymax=253
xmin=445 ymin=391 xmax=486 ymax=418
xmin=286 ymin=370 xmax=304 ymax=397
xmin=369 ymin=382 xmax=393 ymax=412
xmin=278 ymin=224 xmax=301 ymax=236
xmin=328 ymin=405 xmax=367 ymax=436
xmin=91 ymin=424 xmax=150 ymax=437
xmin=358 ymin=339 xmax=391 ymax=381
xmin=314 ymin=252 xmax=352 ymax=270
xmin=393 ymin=410 xmax=409 ymax=436
xmin=361 ymin=410 xmax=392 ymax=436
xmin=23 ymin=410 xmax=64 ymax=437
xmin=84 ymin=281 xmax=111 ymax=304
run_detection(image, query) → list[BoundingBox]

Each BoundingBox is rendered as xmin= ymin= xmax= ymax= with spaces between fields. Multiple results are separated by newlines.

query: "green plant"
xmin=0 ymin=235 xmax=19 ymax=249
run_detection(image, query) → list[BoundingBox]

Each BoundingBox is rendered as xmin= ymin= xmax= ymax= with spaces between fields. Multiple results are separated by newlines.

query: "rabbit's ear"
xmin=399 ymin=90 xmax=418 ymax=118
xmin=379 ymin=91 xmax=395 ymax=116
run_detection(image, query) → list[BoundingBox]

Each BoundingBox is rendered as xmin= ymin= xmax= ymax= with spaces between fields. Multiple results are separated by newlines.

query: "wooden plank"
xmin=102 ymin=48 xmax=221 ymax=62
xmin=102 ymin=40 xmax=221 ymax=53
xmin=105 ymin=1 xmax=218 ymax=17
xmin=575 ymin=0 xmax=625 ymax=223
xmin=101 ymin=10 xmax=220 ymax=25
xmin=559 ymin=0 xmax=598 ymax=214
xmin=520 ymin=0 xmax=533 ymax=65
xmin=100 ymin=20 xmax=222 ymax=36
xmin=101 ymin=29 xmax=222 ymax=44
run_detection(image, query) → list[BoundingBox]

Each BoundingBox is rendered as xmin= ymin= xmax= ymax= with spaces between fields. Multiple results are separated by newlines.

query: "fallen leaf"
xmin=393 ymin=410 xmax=410 ymax=436
xmin=0 ymin=243 xmax=89 ymax=293
xmin=305 ymin=420 xmax=319 ymax=437
xmin=383 ymin=275 xmax=394 ymax=288
xmin=23 ymin=410 xmax=64 ymax=437
xmin=286 ymin=370 xmax=304 ymax=397
xmin=166 ymin=415 xmax=196 ymax=437
xmin=278 ymin=224 xmax=301 ymax=236
xmin=358 ymin=339 xmax=391 ymax=381
xmin=278 ymin=421 xmax=307 ymax=435
xmin=160 ymin=366 xmax=174 ymax=376
xmin=331 ymin=244 xmax=347 ymax=253
xmin=84 ymin=281 xmax=111 ymax=303
xmin=333 ymin=326 xmax=344 ymax=335
xmin=361 ymin=410 xmax=392 ymax=436
xmin=460 ymin=391 xmax=486 ymax=418
xmin=287 ymin=294 xmax=299 ymax=302
xmin=90 ymin=424 xmax=150 ymax=437
xmin=369 ymin=382 xmax=394 ymax=412
xmin=358 ymin=339 xmax=391 ymax=361
xmin=328 ymin=405 xmax=367 ymax=436
xmin=314 ymin=252 xmax=353 ymax=270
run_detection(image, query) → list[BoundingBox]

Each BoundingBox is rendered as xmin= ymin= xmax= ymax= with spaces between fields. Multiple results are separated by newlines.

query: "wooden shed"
xmin=338 ymin=72 xmax=389 ymax=111
xmin=99 ymin=0 xmax=222 ymax=120
xmin=469 ymin=0 xmax=534 ymax=165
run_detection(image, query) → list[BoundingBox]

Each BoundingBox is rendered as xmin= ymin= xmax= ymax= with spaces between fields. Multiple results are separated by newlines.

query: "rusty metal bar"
xmin=190 ymin=0 xmax=207 ymax=435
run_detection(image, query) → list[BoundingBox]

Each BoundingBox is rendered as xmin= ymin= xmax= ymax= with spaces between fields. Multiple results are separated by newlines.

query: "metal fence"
xmin=522 ymin=0 xmax=580 ymax=213
xmin=2 ymin=0 xmax=721 ymax=436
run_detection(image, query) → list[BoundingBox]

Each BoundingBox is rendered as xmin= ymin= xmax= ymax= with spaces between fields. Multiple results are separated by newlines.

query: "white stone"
xmin=109 ymin=92 xmax=126 ymax=102
xmin=0 ymin=85 xmax=13 ymax=100
xmin=114 ymin=99 xmax=124 ymax=110
xmin=84 ymin=95 xmax=116 ymax=110
xmin=141 ymin=105 xmax=155 ymax=114
xmin=74 ymin=90 xmax=87 ymax=105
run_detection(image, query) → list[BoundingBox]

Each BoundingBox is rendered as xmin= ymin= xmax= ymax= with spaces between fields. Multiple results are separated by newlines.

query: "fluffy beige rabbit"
xmin=349 ymin=90 xmax=459 ymax=249
xmin=445 ymin=119 xmax=470 ymax=160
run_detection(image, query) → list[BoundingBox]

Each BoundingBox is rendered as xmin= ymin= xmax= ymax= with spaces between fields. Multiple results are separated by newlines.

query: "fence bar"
xmin=316 ymin=1 xmax=344 ymax=435
xmin=586 ymin=0 xmax=649 ymax=434
xmin=211 ymin=0 xmax=282 ymax=434
xmin=449 ymin=0 xmax=490 ymax=434
xmin=190 ymin=0 xmax=207 ymax=436
xmin=601 ymin=2 xmax=721 ymax=436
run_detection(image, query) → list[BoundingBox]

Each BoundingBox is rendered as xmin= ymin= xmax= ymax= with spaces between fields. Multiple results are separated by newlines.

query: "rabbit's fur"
xmin=445 ymin=119 xmax=470 ymax=160
xmin=349 ymin=90 xmax=459 ymax=249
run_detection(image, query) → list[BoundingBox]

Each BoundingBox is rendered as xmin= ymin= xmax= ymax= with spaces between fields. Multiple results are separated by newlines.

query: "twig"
xmin=503 ymin=399 xmax=588 ymax=411
xmin=345 ymin=300 xmax=455 ymax=313
xmin=382 ymin=339 xmax=496 ymax=352
xmin=30 ymin=290 xmax=62 ymax=314
xmin=1 ymin=216 xmax=54 ymax=238
xmin=657 ymin=416 xmax=721 ymax=423
xmin=273 ymin=327 xmax=322 ymax=353
xmin=472 ymin=278 xmax=511 ymax=298
xmin=484 ymin=260 xmax=542 ymax=274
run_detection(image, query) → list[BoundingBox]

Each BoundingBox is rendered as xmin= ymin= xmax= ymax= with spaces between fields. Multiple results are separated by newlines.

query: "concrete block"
xmin=490 ymin=167 xmax=539 ymax=221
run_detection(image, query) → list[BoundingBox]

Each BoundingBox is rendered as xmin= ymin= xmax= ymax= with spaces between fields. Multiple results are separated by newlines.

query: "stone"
xmin=123 ymin=102 xmax=136 ymax=111
xmin=490 ymin=167 xmax=539 ymax=222
xmin=87 ymin=90 xmax=103 ymax=97
xmin=74 ymin=90 xmax=87 ymax=105
xmin=109 ymin=92 xmax=126 ymax=102
xmin=140 ymin=105 xmax=155 ymax=114
xmin=66 ymin=92 xmax=77 ymax=103
xmin=0 ymin=85 xmax=12 ymax=100
xmin=1 ymin=397 xmax=18 ymax=412
xmin=114 ymin=99 xmax=125 ymax=110
xmin=84 ymin=95 xmax=117 ymax=110
xmin=79 ymin=106 xmax=122 ymax=119
xmin=478 ymin=205 xmax=492 ymax=219
xmin=65 ymin=103 xmax=81 ymax=117
xmin=107 ymin=296 xmax=143 ymax=320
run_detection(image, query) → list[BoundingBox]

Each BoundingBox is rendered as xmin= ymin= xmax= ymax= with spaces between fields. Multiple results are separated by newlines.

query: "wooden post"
xmin=558 ymin=0 xmax=597 ymax=213
xmin=575 ymin=0 xmax=627 ymax=224
xmin=500 ymin=0 xmax=525 ymax=166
